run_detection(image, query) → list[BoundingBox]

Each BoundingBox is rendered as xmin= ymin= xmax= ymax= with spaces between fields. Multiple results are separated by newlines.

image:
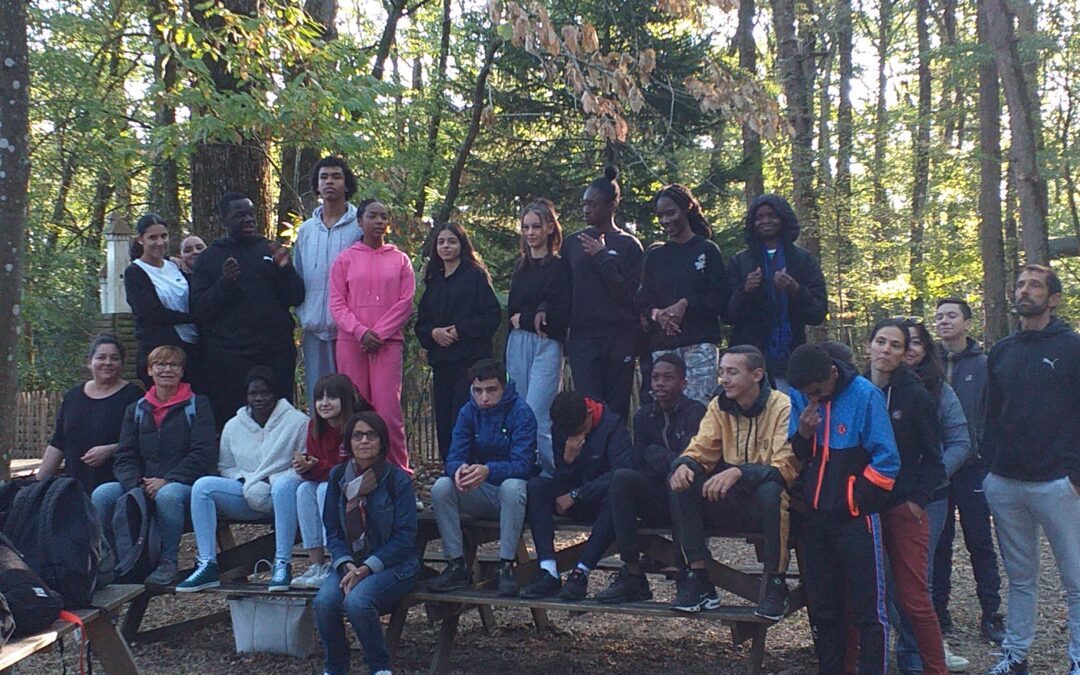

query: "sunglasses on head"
xmin=890 ymin=315 xmax=925 ymax=325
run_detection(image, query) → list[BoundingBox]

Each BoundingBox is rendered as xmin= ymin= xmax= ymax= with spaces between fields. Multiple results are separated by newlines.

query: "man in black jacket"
xmin=588 ymin=354 xmax=706 ymax=604
xmin=980 ymin=265 xmax=1080 ymax=675
xmin=190 ymin=193 xmax=305 ymax=431
xmin=932 ymin=296 xmax=1003 ymax=643
xmin=519 ymin=391 xmax=633 ymax=599
xmin=724 ymin=195 xmax=827 ymax=392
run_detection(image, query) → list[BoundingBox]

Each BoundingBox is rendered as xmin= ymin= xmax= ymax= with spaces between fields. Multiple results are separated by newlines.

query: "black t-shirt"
xmin=50 ymin=382 xmax=144 ymax=492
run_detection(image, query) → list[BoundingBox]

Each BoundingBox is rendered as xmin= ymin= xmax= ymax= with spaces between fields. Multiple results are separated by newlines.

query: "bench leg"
xmin=386 ymin=604 xmax=409 ymax=658
xmin=119 ymin=593 xmax=151 ymax=643
xmin=477 ymin=605 xmax=497 ymax=635
xmin=514 ymin=539 xmax=551 ymax=632
xmin=429 ymin=615 xmax=459 ymax=675
xmin=745 ymin=623 xmax=767 ymax=675
xmin=83 ymin=613 xmax=139 ymax=675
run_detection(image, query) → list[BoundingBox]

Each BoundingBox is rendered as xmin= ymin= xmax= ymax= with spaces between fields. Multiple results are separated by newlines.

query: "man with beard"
xmin=190 ymin=193 xmax=305 ymax=431
xmin=980 ymin=265 xmax=1080 ymax=675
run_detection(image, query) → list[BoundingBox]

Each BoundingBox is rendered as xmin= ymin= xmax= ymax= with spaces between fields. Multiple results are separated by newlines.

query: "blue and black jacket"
xmin=553 ymin=401 xmax=633 ymax=503
xmin=788 ymin=360 xmax=900 ymax=517
xmin=444 ymin=380 xmax=538 ymax=484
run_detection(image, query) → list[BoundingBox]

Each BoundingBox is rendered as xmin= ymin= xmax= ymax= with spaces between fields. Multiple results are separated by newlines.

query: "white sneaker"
xmin=944 ymin=641 xmax=970 ymax=672
xmin=373 ymin=670 xmax=392 ymax=675
xmin=307 ymin=562 xmax=332 ymax=589
xmin=290 ymin=564 xmax=321 ymax=589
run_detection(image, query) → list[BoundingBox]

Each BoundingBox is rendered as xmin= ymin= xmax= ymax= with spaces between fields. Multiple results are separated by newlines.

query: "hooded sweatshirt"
xmin=632 ymin=393 xmax=707 ymax=481
xmin=553 ymin=401 xmax=633 ymax=503
xmin=563 ymin=226 xmax=644 ymax=338
xmin=444 ymin=380 xmax=538 ymax=485
xmin=877 ymin=365 xmax=945 ymax=509
xmin=936 ymin=337 xmax=987 ymax=462
xmin=637 ymin=235 xmax=729 ymax=351
xmin=219 ymin=398 xmax=309 ymax=512
xmin=983 ymin=316 xmax=1080 ymax=486
xmin=293 ymin=204 xmax=362 ymax=340
xmin=328 ymin=241 xmax=416 ymax=344
xmin=189 ymin=234 xmax=305 ymax=356
xmin=675 ymin=378 xmax=799 ymax=489
xmin=507 ymin=255 xmax=572 ymax=344
xmin=724 ymin=195 xmax=828 ymax=376
xmin=415 ymin=262 xmax=502 ymax=367
xmin=789 ymin=360 xmax=900 ymax=517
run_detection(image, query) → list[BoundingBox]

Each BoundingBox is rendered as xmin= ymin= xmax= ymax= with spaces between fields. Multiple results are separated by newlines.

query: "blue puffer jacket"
xmin=445 ymin=380 xmax=538 ymax=485
xmin=324 ymin=460 xmax=419 ymax=581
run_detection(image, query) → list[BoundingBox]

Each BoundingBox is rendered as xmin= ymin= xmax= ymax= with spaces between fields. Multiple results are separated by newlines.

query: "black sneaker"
xmin=496 ymin=562 xmax=519 ymax=597
xmin=595 ymin=568 xmax=652 ymax=604
xmin=754 ymin=575 xmax=790 ymax=621
xmin=938 ymin=607 xmax=954 ymax=635
xmin=981 ymin=613 xmax=1006 ymax=644
xmin=670 ymin=569 xmax=720 ymax=612
xmin=559 ymin=568 xmax=589 ymax=601
xmin=519 ymin=570 xmax=561 ymax=599
xmin=982 ymin=652 xmax=1027 ymax=675
xmin=428 ymin=557 xmax=469 ymax=593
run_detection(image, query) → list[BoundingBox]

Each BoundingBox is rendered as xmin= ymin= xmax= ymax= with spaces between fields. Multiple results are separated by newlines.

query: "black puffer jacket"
xmin=724 ymin=195 xmax=827 ymax=376
xmin=631 ymin=394 xmax=706 ymax=480
xmin=113 ymin=393 xmax=218 ymax=493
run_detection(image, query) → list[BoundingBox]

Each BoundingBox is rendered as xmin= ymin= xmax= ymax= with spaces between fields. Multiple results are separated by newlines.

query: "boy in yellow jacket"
xmin=668 ymin=345 xmax=799 ymax=620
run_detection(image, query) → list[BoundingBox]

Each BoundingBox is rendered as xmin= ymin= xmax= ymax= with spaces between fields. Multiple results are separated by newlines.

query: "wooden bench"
xmin=0 ymin=584 xmax=144 ymax=674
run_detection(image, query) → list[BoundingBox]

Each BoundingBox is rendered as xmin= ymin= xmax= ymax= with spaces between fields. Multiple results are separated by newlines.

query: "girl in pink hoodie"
xmin=329 ymin=199 xmax=416 ymax=472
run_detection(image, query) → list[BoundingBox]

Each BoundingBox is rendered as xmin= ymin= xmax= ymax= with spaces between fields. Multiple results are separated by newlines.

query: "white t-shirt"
xmin=134 ymin=258 xmax=199 ymax=344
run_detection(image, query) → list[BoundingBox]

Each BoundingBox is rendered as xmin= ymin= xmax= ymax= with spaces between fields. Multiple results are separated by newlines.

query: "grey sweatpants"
xmin=984 ymin=472 xmax=1080 ymax=663
xmin=431 ymin=476 xmax=527 ymax=561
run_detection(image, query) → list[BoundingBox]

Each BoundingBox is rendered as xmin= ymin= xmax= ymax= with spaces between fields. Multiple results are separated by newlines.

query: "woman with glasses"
xmin=314 ymin=410 xmax=418 ymax=675
xmin=91 ymin=345 xmax=217 ymax=586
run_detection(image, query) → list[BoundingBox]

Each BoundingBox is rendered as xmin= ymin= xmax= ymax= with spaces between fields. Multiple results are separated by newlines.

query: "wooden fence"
xmin=14 ymin=391 xmax=63 ymax=459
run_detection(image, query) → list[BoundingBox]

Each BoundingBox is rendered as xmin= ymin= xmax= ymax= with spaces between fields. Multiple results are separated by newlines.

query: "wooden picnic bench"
xmin=0 ymin=584 xmax=145 ymax=674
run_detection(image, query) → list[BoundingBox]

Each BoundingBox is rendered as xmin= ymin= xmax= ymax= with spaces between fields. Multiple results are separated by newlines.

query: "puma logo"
xmin=1043 ymin=357 xmax=1059 ymax=369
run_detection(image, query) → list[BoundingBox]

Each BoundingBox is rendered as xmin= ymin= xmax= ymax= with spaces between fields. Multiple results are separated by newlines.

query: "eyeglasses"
xmin=152 ymin=362 xmax=184 ymax=371
xmin=889 ymin=315 xmax=924 ymax=325
xmin=351 ymin=430 xmax=380 ymax=442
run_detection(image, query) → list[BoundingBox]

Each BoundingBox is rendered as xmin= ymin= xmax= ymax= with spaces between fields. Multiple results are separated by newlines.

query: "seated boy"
xmin=668 ymin=345 xmax=798 ymax=618
xmin=519 ymin=391 xmax=632 ymax=598
xmin=429 ymin=359 xmax=538 ymax=597
xmin=590 ymin=353 xmax=706 ymax=603
xmin=786 ymin=343 xmax=899 ymax=675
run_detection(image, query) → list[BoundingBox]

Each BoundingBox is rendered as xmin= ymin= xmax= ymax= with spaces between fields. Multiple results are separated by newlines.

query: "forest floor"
xmin=17 ymin=463 xmax=1075 ymax=674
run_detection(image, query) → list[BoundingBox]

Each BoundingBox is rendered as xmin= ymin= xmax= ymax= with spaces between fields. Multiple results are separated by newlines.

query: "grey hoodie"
xmin=293 ymin=203 xmax=361 ymax=340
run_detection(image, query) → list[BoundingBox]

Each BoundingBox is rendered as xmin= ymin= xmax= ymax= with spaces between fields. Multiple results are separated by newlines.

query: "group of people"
xmin=32 ymin=153 xmax=1078 ymax=675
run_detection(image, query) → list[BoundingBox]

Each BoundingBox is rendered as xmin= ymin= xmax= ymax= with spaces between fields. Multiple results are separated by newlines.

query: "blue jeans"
xmin=92 ymin=481 xmax=192 ymax=562
xmin=271 ymin=472 xmax=329 ymax=560
xmin=895 ymin=497 xmax=949 ymax=672
xmin=313 ymin=566 xmax=415 ymax=674
xmin=505 ymin=329 xmax=563 ymax=478
xmin=189 ymin=476 xmax=273 ymax=564
xmin=302 ymin=333 xmax=337 ymax=411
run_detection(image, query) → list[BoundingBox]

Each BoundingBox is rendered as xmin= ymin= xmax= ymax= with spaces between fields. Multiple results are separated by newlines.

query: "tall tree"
xmin=977 ymin=0 xmax=1008 ymax=342
xmin=910 ymin=0 xmax=932 ymax=314
xmin=414 ymin=0 xmax=451 ymax=217
xmin=869 ymin=0 xmax=892 ymax=276
xmin=148 ymin=0 xmax=181 ymax=230
xmin=736 ymin=0 xmax=763 ymax=204
xmin=984 ymin=0 xmax=1049 ymax=263
xmin=835 ymin=0 xmax=853 ymax=247
xmin=0 ymin=0 xmax=30 ymax=479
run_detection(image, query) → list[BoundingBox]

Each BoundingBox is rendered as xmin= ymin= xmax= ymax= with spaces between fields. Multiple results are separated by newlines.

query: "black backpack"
xmin=0 ymin=533 xmax=63 ymax=636
xmin=0 ymin=477 xmax=36 ymax=530
xmin=110 ymin=487 xmax=161 ymax=584
xmin=3 ymin=477 xmax=103 ymax=609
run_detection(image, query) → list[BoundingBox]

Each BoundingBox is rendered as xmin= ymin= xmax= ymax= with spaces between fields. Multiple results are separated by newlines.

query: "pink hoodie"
xmin=329 ymin=241 xmax=416 ymax=343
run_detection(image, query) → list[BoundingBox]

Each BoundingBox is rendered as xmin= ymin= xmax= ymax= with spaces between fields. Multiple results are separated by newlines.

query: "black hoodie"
xmin=631 ymin=393 xmax=706 ymax=481
xmin=415 ymin=262 xmax=502 ymax=367
xmin=189 ymin=235 xmax=305 ymax=355
xmin=724 ymin=195 xmax=827 ymax=376
xmin=878 ymin=365 xmax=945 ymax=509
xmin=983 ymin=316 xmax=1080 ymax=486
xmin=637 ymin=235 xmax=729 ymax=351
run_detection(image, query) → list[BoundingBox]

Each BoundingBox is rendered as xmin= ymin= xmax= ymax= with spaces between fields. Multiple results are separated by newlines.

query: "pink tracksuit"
xmin=329 ymin=241 xmax=416 ymax=472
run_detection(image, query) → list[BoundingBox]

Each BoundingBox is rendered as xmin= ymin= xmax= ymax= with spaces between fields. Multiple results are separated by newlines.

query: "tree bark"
xmin=737 ymin=0 xmax=763 ymax=205
xmin=909 ymin=0 xmax=931 ymax=315
xmin=977 ymin=0 xmax=1008 ymax=343
xmin=770 ymin=0 xmax=817 ymax=254
xmin=148 ymin=0 xmax=181 ymax=232
xmin=835 ymin=0 xmax=853 ymax=245
xmin=984 ymin=0 xmax=1048 ymax=264
xmin=189 ymin=0 xmax=273 ymax=241
xmin=0 ymin=0 xmax=30 ymax=479
xmin=870 ymin=0 xmax=892 ymax=273
xmin=372 ymin=0 xmax=406 ymax=81
xmin=413 ymin=0 xmax=450 ymax=217
xmin=435 ymin=38 xmax=500 ymax=225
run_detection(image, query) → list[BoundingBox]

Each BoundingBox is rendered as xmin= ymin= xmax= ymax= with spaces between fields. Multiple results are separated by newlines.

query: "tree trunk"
xmin=984 ymin=0 xmax=1048 ymax=264
xmin=870 ymin=0 xmax=892 ymax=273
xmin=977 ymin=0 xmax=1008 ymax=343
xmin=770 ymin=0 xmax=817 ymax=254
xmin=909 ymin=0 xmax=931 ymax=316
xmin=189 ymin=0 xmax=273 ymax=240
xmin=0 ymin=0 xmax=30 ymax=479
xmin=435 ymin=38 xmax=500 ymax=225
xmin=372 ymin=0 xmax=406 ymax=81
xmin=148 ymin=0 xmax=181 ymax=231
xmin=414 ymin=0 xmax=450 ymax=217
xmin=737 ymin=0 xmax=763 ymax=205
xmin=815 ymin=40 xmax=834 ymax=196
xmin=835 ymin=0 xmax=853 ymax=242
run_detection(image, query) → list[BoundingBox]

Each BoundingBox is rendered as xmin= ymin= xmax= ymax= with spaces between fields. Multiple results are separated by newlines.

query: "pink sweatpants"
xmin=335 ymin=339 xmax=411 ymax=474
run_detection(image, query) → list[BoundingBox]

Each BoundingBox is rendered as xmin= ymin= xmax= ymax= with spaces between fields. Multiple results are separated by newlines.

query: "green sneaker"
xmin=268 ymin=561 xmax=292 ymax=592
xmin=175 ymin=560 xmax=220 ymax=593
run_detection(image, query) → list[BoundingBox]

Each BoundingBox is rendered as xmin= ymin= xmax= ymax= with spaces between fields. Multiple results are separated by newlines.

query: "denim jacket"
xmin=323 ymin=460 xmax=419 ymax=580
